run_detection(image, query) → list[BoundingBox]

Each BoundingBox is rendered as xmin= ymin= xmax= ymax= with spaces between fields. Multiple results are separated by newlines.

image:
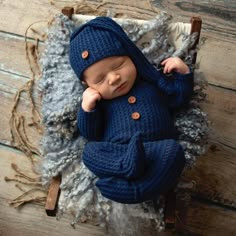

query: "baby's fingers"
xmin=164 ymin=63 xmax=176 ymax=74
xmin=161 ymin=58 xmax=171 ymax=65
xmin=161 ymin=57 xmax=179 ymax=74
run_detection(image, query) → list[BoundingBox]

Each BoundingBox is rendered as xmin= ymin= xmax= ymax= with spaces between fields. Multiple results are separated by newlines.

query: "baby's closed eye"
xmin=112 ymin=59 xmax=125 ymax=70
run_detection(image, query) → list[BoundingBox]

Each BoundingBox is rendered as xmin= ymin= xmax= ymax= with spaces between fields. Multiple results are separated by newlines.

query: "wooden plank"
xmin=201 ymin=85 xmax=236 ymax=148
xmin=183 ymin=144 xmax=236 ymax=208
xmin=152 ymin=0 xmax=236 ymax=42
xmin=0 ymin=0 xmax=58 ymax=37
xmin=0 ymin=144 xmax=105 ymax=236
xmin=197 ymin=38 xmax=236 ymax=90
xmin=181 ymin=85 xmax=236 ymax=207
xmin=182 ymin=199 xmax=236 ymax=236
xmin=0 ymin=32 xmax=44 ymax=78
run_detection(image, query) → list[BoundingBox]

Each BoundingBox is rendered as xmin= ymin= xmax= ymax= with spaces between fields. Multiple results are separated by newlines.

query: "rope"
xmin=6 ymin=20 xmax=53 ymax=207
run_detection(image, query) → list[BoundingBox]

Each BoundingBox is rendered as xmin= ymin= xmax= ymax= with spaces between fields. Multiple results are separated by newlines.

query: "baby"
xmin=69 ymin=17 xmax=193 ymax=203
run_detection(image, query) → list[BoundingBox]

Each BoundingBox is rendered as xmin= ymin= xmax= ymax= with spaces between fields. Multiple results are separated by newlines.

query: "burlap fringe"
xmin=6 ymin=19 xmax=52 ymax=206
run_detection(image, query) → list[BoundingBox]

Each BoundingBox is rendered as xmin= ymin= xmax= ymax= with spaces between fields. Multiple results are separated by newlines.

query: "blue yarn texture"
xmin=69 ymin=17 xmax=194 ymax=203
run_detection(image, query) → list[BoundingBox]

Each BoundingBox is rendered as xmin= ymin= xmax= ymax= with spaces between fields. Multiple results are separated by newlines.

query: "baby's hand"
xmin=161 ymin=57 xmax=190 ymax=75
xmin=82 ymin=87 xmax=102 ymax=112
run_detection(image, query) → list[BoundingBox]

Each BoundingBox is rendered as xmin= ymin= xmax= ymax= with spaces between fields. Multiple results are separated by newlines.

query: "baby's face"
xmin=83 ymin=56 xmax=137 ymax=100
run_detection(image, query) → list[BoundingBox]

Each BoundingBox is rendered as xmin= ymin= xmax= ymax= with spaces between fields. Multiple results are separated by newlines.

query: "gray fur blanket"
xmin=39 ymin=13 xmax=209 ymax=235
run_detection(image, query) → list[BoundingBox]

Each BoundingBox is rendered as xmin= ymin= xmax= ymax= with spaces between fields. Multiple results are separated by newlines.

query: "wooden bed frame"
xmin=45 ymin=6 xmax=202 ymax=230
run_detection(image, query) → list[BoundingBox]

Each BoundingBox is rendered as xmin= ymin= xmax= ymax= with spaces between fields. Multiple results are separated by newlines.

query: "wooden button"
xmin=81 ymin=50 xmax=89 ymax=59
xmin=131 ymin=112 xmax=140 ymax=120
xmin=128 ymin=96 xmax=136 ymax=104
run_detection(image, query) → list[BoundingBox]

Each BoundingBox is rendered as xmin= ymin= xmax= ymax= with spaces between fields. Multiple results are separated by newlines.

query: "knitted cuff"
xmin=77 ymin=107 xmax=103 ymax=140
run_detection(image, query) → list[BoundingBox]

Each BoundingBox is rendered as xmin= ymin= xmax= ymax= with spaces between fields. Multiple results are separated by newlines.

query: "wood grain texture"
xmin=183 ymin=145 xmax=236 ymax=208
xmin=1 ymin=1 xmax=235 ymax=91
xmin=0 ymin=32 xmax=44 ymax=78
xmin=151 ymin=0 xmax=236 ymax=42
xmin=66 ymin=0 xmax=160 ymax=19
xmin=201 ymin=85 xmax=236 ymax=149
xmin=0 ymin=0 xmax=57 ymax=36
xmin=0 ymin=145 xmax=105 ymax=236
xmin=183 ymin=199 xmax=236 ymax=236
xmin=197 ymin=38 xmax=236 ymax=90
xmin=1 ymin=144 xmax=236 ymax=236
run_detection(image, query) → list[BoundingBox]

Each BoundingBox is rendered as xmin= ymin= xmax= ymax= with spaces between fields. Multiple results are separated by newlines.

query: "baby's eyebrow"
xmin=84 ymin=73 xmax=104 ymax=84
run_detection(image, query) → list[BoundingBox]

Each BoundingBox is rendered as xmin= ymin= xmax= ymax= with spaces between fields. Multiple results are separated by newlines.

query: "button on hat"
xmin=82 ymin=50 xmax=89 ymax=59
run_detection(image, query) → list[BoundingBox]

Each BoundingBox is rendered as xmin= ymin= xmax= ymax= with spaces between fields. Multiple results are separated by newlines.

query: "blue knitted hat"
xmin=69 ymin=17 xmax=159 ymax=81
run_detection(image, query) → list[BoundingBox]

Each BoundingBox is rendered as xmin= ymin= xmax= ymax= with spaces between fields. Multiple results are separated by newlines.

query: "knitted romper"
xmin=69 ymin=17 xmax=194 ymax=203
xmin=78 ymin=72 xmax=193 ymax=203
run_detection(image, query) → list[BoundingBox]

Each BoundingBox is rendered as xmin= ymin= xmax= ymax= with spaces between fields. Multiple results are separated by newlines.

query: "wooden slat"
xmin=190 ymin=16 xmax=202 ymax=65
xmin=197 ymin=38 xmax=236 ymax=90
xmin=0 ymin=32 xmax=44 ymax=78
xmin=201 ymin=85 xmax=236 ymax=148
xmin=183 ymin=199 xmax=236 ymax=236
xmin=183 ymin=144 xmax=236 ymax=208
xmin=182 ymin=85 xmax=236 ymax=207
xmin=0 ymin=0 xmax=57 ymax=37
xmin=152 ymin=0 xmax=236 ymax=42
xmin=0 ymin=144 xmax=105 ymax=236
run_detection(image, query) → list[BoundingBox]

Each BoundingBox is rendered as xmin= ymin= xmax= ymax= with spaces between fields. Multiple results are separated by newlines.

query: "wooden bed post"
xmin=190 ymin=16 xmax=202 ymax=65
xmin=45 ymin=176 xmax=61 ymax=216
xmin=61 ymin=7 xmax=74 ymax=20
xmin=164 ymin=16 xmax=202 ymax=230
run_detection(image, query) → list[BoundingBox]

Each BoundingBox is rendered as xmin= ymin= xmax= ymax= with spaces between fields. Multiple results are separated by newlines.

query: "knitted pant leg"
xmin=96 ymin=139 xmax=185 ymax=203
xmin=83 ymin=133 xmax=146 ymax=179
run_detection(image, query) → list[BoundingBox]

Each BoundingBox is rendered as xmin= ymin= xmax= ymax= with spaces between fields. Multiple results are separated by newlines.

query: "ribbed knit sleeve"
xmin=77 ymin=106 xmax=103 ymax=141
xmin=156 ymin=71 xmax=194 ymax=110
xmin=158 ymin=71 xmax=194 ymax=109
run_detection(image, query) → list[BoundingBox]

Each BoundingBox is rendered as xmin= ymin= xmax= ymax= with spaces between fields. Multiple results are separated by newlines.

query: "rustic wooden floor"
xmin=0 ymin=0 xmax=235 ymax=235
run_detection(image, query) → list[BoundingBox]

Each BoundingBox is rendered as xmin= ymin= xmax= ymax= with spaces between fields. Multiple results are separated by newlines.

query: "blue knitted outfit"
xmin=69 ymin=17 xmax=194 ymax=203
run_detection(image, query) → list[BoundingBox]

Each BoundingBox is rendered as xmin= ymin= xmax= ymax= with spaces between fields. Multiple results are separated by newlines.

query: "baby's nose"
xmin=108 ymin=72 xmax=121 ymax=85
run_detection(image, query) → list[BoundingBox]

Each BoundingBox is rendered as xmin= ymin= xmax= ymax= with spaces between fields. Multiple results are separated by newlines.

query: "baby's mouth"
xmin=115 ymin=82 xmax=126 ymax=92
